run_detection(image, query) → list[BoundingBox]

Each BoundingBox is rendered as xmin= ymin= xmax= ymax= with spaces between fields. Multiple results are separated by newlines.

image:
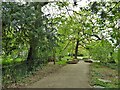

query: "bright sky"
xmin=42 ymin=0 xmax=116 ymax=18
xmin=42 ymin=0 xmax=91 ymax=18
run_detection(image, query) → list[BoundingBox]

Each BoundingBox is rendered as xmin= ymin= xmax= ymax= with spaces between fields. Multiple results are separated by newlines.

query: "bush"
xmin=56 ymin=60 xmax=67 ymax=65
xmin=89 ymin=40 xmax=114 ymax=63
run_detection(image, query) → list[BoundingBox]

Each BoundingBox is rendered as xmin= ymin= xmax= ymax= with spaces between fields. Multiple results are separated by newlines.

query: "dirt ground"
xmin=26 ymin=60 xmax=92 ymax=88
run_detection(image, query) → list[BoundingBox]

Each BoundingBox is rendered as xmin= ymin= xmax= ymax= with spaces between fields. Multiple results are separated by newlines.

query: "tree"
xmin=2 ymin=2 xmax=56 ymax=69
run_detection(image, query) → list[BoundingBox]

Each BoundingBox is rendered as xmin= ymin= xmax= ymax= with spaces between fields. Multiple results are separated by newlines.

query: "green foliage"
xmin=112 ymin=50 xmax=118 ymax=64
xmin=56 ymin=60 xmax=67 ymax=65
xmin=78 ymin=47 xmax=89 ymax=57
xmin=2 ymin=2 xmax=57 ymax=64
xmin=0 ymin=56 xmax=2 ymax=64
xmin=89 ymin=40 xmax=114 ymax=63
xmin=2 ymin=2 xmax=58 ymax=87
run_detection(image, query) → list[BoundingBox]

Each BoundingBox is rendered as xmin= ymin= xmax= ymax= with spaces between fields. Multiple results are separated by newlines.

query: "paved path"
xmin=27 ymin=60 xmax=91 ymax=88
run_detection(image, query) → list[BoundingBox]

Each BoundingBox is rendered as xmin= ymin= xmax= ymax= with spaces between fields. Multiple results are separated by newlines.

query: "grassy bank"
xmin=89 ymin=62 xmax=118 ymax=88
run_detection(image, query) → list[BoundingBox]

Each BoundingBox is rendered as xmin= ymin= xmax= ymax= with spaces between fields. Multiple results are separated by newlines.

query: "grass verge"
xmin=89 ymin=62 xmax=118 ymax=88
xmin=56 ymin=60 xmax=67 ymax=65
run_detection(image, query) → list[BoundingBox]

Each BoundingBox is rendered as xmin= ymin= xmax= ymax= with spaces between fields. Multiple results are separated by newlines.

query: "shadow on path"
xmin=27 ymin=60 xmax=92 ymax=88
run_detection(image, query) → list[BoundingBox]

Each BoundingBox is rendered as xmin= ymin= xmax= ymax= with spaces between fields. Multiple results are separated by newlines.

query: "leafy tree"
xmin=89 ymin=40 xmax=113 ymax=63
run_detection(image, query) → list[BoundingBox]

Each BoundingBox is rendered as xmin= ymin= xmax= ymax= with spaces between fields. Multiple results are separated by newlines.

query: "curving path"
xmin=27 ymin=60 xmax=92 ymax=88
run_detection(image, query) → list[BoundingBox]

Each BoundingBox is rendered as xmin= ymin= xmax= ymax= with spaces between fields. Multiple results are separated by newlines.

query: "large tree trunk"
xmin=26 ymin=42 xmax=34 ymax=71
xmin=27 ymin=44 xmax=33 ymax=62
xmin=26 ymin=2 xmax=49 ymax=70
xmin=74 ymin=39 xmax=79 ymax=59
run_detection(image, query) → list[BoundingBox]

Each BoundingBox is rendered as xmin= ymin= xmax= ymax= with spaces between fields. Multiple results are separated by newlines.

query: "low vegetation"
xmin=90 ymin=62 xmax=118 ymax=88
xmin=4 ymin=62 xmax=66 ymax=88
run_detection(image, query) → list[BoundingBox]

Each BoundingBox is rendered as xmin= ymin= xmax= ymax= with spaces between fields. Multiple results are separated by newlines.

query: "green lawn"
xmin=56 ymin=56 xmax=72 ymax=65
xmin=56 ymin=60 xmax=67 ymax=65
xmin=2 ymin=57 xmax=25 ymax=65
